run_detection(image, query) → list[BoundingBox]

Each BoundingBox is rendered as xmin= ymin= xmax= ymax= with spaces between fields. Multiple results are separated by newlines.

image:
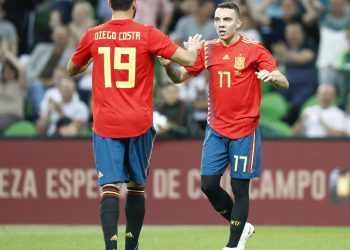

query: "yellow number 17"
xmin=98 ymin=47 xmax=136 ymax=88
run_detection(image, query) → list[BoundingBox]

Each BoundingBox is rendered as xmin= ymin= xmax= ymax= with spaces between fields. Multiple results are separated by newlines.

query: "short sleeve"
xmin=255 ymin=44 xmax=278 ymax=72
xmin=71 ymin=31 xmax=92 ymax=67
xmin=148 ymin=27 xmax=178 ymax=59
xmin=184 ymin=47 xmax=205 ymax=76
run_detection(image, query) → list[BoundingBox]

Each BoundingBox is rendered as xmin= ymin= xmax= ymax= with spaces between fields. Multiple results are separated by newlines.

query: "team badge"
xmin=234 ymin=55 xmax=245 ymax=70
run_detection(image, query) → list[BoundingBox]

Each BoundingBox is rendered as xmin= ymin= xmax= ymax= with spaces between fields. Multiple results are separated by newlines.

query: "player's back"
xmin=83 ymin=20 xmax=177 ymax=138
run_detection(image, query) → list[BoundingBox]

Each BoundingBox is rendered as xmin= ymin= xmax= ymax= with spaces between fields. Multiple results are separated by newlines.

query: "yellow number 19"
xmin=98 ymin=47 xmax=136 ymax=88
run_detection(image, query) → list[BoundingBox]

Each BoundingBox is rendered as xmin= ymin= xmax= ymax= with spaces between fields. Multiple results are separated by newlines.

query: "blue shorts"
xmin=201 ymin=126 xmax=261 ymax=179
xmin=93 ymin=127 xmax=156 ymax=186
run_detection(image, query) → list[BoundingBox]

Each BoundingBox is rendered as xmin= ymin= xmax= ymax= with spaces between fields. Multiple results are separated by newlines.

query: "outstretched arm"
xmin=158 ymin=57 xmax=192 ymax=83
xmin=256 ymin=69 xmax=289 ymax=89
xmin=169 ymin=34 xmax=204 ymax=66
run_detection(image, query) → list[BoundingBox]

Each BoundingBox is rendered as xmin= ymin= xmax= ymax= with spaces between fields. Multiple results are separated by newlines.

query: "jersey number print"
xmin=98 ymin=47 xmax=136 ymax=88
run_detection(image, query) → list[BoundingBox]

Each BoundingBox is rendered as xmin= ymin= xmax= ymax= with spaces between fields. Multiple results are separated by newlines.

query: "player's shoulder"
xmin=204 ymin=39 xmax=221 ymax=48
xmin=240 ymin=36 xmax=261 ymax=47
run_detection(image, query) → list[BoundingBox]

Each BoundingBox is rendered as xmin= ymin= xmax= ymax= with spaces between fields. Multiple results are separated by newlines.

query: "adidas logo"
xmin=222 ymin=54 xmax=230 ymax=60
xmin=110 ymin=234 xmax=118 ymax=241
xmin=125 ymin=232 xmax=134 ymax=238
xmin=98 ymin=171 xmax=104 ymax=178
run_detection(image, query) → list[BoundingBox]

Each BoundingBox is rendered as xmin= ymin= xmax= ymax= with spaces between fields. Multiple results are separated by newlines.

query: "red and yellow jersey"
xmin=71 ymin=19 xmax=178 ymax=138
xmin=185 ymin=36 xmax=277 ymax=139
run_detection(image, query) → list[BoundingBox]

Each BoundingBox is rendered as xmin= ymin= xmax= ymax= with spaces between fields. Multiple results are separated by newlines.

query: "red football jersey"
xmin=71 ymin=20 xmax=178 ymax=138
xmin=185 ymin=36 xmax=277 ymax=139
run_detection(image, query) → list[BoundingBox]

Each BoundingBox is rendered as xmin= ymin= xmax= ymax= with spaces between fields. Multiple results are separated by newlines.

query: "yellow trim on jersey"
xmin=250 ymin=131 xmax=256 ymax=172
xmin=204 ymin=39 xmax=220 ymax=69
xmin=241 ymin=37 xmax=259 ymax=45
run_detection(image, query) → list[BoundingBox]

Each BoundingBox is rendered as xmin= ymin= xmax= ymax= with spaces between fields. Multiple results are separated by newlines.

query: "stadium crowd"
xmin=0 ymin=0 xmax=350 ymax=138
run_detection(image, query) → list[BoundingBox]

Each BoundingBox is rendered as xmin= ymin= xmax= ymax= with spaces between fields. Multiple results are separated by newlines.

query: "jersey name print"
xmin=71 ymin=19 xmax=178 ymax=138
xmin=94 ymin=31 xmax=141 ymax=41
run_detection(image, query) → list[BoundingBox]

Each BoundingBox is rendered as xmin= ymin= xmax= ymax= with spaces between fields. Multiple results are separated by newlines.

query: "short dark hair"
xmin=217 ymin=2 xmax=240 ymax=17
xmin=110 ymin=0 xmax=134 ymax=11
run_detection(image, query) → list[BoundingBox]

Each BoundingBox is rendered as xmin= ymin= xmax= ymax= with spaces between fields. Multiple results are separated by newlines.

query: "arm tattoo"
xmin=165 ymin=63 xmax=183 ymax=83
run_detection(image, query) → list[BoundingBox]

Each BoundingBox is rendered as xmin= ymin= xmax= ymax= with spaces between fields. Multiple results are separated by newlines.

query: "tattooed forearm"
xmin=165 ymin=63 xmax=184 ymax=83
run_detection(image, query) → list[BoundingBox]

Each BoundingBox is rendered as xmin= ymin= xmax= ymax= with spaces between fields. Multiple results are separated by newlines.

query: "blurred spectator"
xmin=26 ymin=25 xmax=74 ymax=116
xmin=68 ymin=1 xmax=96 ymax=47
xmin=2 ymin=0 xmax=36 ymax=54
xmin=134 ymin=0 xmax=174 ymax=34
xmin=0 ymin=3 xmax=18 ymax=54
xmin=167 ymin=0 xmax=196 ymax=33
xmin=96 ymin=0 xmax=112 ymax=21
xmin=338 ymin=27 xmax=350 ymax=108
xmin=248 ymin=0 xmax=283 ymax=19
xmin=170 ymin=0 xmax=217 ymax=44
xmin=76 ymin=64 xmax=93 ymax=106
xmin=176 ymin=74 xmax=208 ymax=136
xmin=0 ymin=40 xmax=26 ymax=133
xmin=238 ymin=1 xmax=261 ymax=41
xmin=36 ymin=76 xmax=89 ymax=137
xmin=345 ymin=93 xmax=350 ymax=136
xmin=167 ymin=0 xmax=214 ymax=136
xmin=312 ymin=0 xmax=350 ymax=86
xmin=40 ymin=67 xmax=80 ymax=107
xmin=272 ymin=22 xmax=318 ymax=124
xmin=251 ymin=0 xmax=319 ymax=50
xmin=35 ymin=8 xmax=65 ymax=44
xmin=155 ymin=84 xmax=189 ymax=138
xmin=293 ymin=84 xmax=346 ymax=137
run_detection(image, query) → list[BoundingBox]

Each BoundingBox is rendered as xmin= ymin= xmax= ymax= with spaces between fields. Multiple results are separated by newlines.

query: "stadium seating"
xmin=260 ymin=93 xmax=289 ymax=121
xmin=259 ymin=118 xmax=293 ymax=137
xmin=299 ymin=95 xmax=318 ymax=114
xmin=3 ymin=120 xmax=38 ymax=137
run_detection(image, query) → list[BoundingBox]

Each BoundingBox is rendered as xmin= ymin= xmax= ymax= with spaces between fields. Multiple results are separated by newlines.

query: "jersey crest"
xmin=234 ymin=54 xmax=245 ymax=70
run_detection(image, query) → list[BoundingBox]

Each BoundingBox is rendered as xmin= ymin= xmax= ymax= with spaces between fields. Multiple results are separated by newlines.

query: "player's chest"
xmin=205 ymin=48 xmax=255 ymax=76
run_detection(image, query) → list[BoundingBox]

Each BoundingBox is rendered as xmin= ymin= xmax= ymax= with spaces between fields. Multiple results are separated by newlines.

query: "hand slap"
xmin=186 ymin=34 xmax=204 ymax=51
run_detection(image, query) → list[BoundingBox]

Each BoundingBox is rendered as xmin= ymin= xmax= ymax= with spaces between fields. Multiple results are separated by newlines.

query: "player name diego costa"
xmin=94 ymin=31 xmax=141 ymax=41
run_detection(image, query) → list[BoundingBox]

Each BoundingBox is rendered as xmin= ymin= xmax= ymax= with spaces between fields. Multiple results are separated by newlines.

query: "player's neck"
xmin=111 ymin=10 xmax=134 ymax=20
xmin=221 ymin=34 xmax=240 ymax=47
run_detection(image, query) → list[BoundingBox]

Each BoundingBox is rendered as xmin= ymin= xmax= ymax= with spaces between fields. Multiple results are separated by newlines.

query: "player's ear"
xmin=236 ymin=18 xmax=242 ymax=30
